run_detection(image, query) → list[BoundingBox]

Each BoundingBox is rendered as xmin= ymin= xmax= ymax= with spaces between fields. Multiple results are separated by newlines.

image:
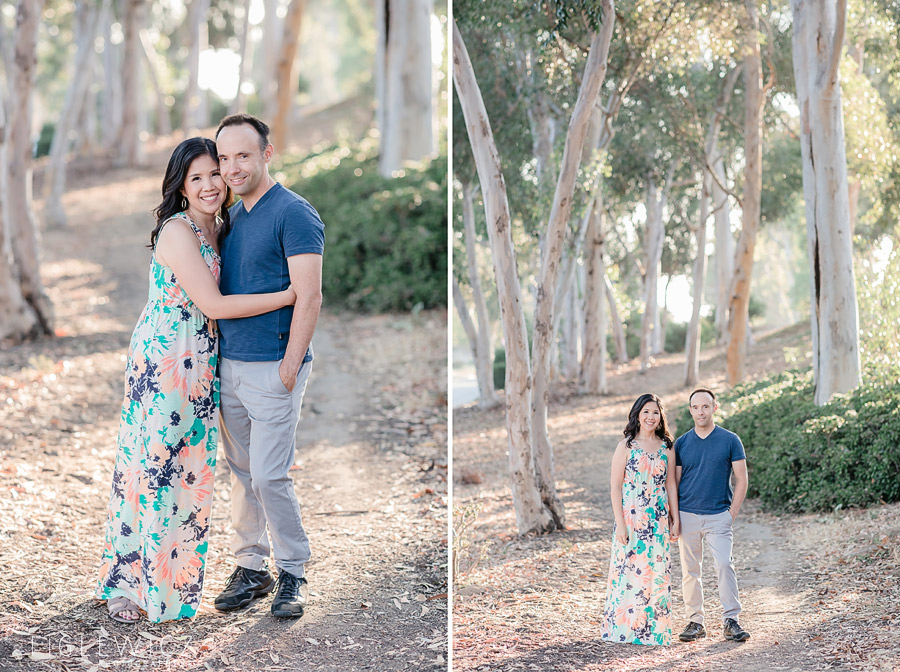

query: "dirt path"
xmin=0 ymin=114 xmax=447 ymax=671
xmin=452 ymin=333 xmax=891 ymax=671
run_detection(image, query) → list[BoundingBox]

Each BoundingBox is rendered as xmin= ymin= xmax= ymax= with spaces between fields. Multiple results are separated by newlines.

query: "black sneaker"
xmin=724 ymin=618 xmax=750 ymax=642
xmin=271 ymin=572 xmax=308 ymax=618
xmin=678 ymin=621 xmax=707 ymax=642
xmin=214 ymin=565 xmax=274 ymax=612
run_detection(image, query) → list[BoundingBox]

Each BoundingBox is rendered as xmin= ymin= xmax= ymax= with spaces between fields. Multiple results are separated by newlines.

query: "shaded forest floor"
xmin=0 ymin=104 xmax=448 ymax=671
xmin=453 ymin=328 xmax=900 ymax=672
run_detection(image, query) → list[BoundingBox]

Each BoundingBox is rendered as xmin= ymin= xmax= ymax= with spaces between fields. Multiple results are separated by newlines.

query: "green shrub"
xmin=664 ymin=317 xmax=716 ymax=354
xmin=493 ymin=346 xmax=506 ymax=391
xmin=275 ymin=137 xmax=447 ymax=313
xmin=675 ymin=370 xmax=900 ymax=513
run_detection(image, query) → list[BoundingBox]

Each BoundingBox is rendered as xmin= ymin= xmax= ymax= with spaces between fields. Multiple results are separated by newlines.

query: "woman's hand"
xmin=283 ymin=287 xmax=297 ymax=306
xmin=670 ymin=517 xmax=681 ymax=541
xmin=615 ymin=524 xmax=628 ymax=546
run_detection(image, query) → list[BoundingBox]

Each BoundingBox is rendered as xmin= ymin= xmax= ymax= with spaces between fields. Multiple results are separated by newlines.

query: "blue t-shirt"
xmin=674 ymin=425 xmax=746 ymax=515
xmin=218 ymin=183 xmax=325 ymax=361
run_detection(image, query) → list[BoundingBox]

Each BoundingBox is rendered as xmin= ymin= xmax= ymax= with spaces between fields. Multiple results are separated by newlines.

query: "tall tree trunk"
xmin=377 ymin=0 xmax=434 ymax=177
xmin=708 ymin=65 xmax=741 ymax=343
xmin=182 ymin=0 xmax=210 ymax=135
xmin=580 ymin=191 xmax=607 ymax=394
xmin=117 ymin=0 xmax=145 ymax=166
xmin=791 ymin=0 xmax=860 ymax=405
xmin=101 ymin=4 xmax=121 ymax=152
xmin=261 ymin=0 xmax=281 ymax=120
xmin=0 ymin=82 xmax=39 ymax=341
xmin=271 ymin=0 xmax=306 ymax=151
xmin=605 ymin=275 xmax=628 ymax=363
xmin=460 ymin=181 xmax=499 ymax=409
xmin=531 ymin=2 xmax=616 ymax=529
xmin=704 ymin=64 xmax=740 ymax=346
xmin=453 ymin=21 xmax=553 ymax=535
xmin=713 ymin=154 xmax=734 ymax=342
xmin=8 ymin=0 xmax=54 ymax=335
xmin=685 ymin=173 xmax=710 ymax=387
xmin=140 ymin=29 xmax=172 ymax=136
xmin=561 ymin=273 xmax=581 ymax=380
xmin=44 ymin=0 xmax=101 ymax=229
xmin=229 ymin=0 xmax=254 ymax=115
xmin=726 ymin=0 xmax=764 ymax=386
xmin=639 ymin=164 xmax=673 ymax=371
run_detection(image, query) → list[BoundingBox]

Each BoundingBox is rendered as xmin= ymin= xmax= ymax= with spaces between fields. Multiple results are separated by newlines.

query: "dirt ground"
xmin=453 ymin=329 xmax=900 ymax=672
xmin=0 ymin=109 xmax=448 ymax=671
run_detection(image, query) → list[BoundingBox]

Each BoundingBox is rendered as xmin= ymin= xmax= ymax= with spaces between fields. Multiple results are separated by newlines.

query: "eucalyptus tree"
xmin=454 ymin=0 xmax=616 ymax=533
xmin=7 ymin=0 xmax=55 ymax=335
xmin=791 ymin=0 xmax=860 ymax=405
xmin=376 ymin=0 xmax=435 ymax=177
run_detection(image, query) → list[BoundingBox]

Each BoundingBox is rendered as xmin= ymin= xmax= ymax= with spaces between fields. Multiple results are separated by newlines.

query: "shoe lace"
xmin=276 ymin=573 xmax=300 ymax=598
xmin=224 ymin=567 xmax=250 ymax=590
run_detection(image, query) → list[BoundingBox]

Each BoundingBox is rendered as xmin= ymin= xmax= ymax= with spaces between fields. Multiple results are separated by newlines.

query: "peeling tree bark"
xmin=377 ymin=0 xmax=434 ymax=177
xmin=0 ymin=82 xmax=39 ymax=342
xmin=791 ymin=0 xmax=860 ymax=405
xmin=453 ymin=21 xmax=553 ymax=535
xmin=8 ymin=0 xmax=54 ymax=335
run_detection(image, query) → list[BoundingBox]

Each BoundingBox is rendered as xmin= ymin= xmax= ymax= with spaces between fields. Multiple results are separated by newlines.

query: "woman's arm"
xmin=610 ymin=440 xmax=629 ymax=544
xmin=155 ymin=220 xmax=295 ymax=319
xmin=666 ymin=444 xmax=680 ymax=539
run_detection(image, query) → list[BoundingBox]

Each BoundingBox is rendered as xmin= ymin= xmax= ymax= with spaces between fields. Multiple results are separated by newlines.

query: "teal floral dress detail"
xmin=96 ymin=214 xmax=220 ymax=623
xmin=601 ymin=441 xmax=673 ymax=645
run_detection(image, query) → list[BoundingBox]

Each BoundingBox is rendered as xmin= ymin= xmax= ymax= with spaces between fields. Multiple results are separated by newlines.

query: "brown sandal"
xmin=107 ymin=596 xmax=142 ymax=624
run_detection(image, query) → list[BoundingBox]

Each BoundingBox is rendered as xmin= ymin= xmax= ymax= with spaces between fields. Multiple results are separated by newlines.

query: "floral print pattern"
xmin=96 ymin=214 xmax=219 ymax=623
xmin=601 ymin=441 xmax=672 ymax=645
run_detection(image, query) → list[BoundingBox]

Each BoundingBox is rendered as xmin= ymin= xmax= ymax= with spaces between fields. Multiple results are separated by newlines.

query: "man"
xmin=213 ymin=114 xmax=324 ymax=619
xmin=675 ymin=388 xmax=750 ymax=643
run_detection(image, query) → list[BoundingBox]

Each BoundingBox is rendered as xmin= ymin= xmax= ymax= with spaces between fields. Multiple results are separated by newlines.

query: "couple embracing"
xmin=95 ymin=114 xmax=324 ymax=624
xmin=601 ymin=389 xmax=751 ymax=646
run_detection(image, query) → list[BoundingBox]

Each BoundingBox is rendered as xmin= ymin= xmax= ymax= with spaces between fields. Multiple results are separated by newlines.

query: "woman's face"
xmin=639 ymin=401 xmax=661 ymax=433
xmin=181 ymin=154 xmax=226 ymax=217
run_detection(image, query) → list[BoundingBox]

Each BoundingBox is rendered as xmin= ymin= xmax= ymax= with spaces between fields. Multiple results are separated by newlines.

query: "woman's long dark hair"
xmin=623 ymin=393 xmax=674 ymax=449
xmin=149 ymin=137 xmax=232 ymax=249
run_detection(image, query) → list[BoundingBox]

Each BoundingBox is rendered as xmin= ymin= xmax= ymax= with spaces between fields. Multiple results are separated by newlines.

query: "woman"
xmin=601 ymin=393 xmax=680 ymax=645
xmin=96 ymin=138 xmax=295 ymax=624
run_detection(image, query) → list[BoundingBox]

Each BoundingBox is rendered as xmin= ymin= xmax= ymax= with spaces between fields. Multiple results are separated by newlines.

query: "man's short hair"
xmin=216 ymin=114 xmax=270 ymax=152
xmin=689 ymin=388 xmax=717 ymax=405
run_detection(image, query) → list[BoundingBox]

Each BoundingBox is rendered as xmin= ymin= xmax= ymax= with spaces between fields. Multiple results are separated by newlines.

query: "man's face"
xmin=689 ymin=392 xmax=716 ymax=428
xmin=216 ymin=124 xmax=272 ymax=199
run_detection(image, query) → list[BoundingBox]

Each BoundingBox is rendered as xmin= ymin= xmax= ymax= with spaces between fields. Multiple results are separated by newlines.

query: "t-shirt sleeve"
xmin=281 ymin=199 xmax=325 ymax=256
xmin=674 ymin=436 xmax=683 ymax=467
xmin=731 ymin=433 xmax=747 ymax=461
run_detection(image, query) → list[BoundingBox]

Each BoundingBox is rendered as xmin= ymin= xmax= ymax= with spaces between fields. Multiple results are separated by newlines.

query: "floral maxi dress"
xmin=601 ymin=441 xmax=673 ymax=645
xmin=96 ymin=214 xmax=219 ymax=623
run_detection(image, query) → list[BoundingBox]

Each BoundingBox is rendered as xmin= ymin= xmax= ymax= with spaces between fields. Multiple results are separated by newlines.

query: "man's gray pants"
xmin=219 ymin=357 xmax=312 ymax=579
xmin=678 ymin=510 xmax=742 ymax=625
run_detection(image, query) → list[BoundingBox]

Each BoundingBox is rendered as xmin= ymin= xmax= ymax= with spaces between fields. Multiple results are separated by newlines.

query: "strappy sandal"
xmin=107 ymin=596 xmax=142 ymax=624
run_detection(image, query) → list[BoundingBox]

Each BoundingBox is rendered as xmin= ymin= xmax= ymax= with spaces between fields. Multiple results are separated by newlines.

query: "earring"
xmin=181 ymin=198 xmax=187 ymax=210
